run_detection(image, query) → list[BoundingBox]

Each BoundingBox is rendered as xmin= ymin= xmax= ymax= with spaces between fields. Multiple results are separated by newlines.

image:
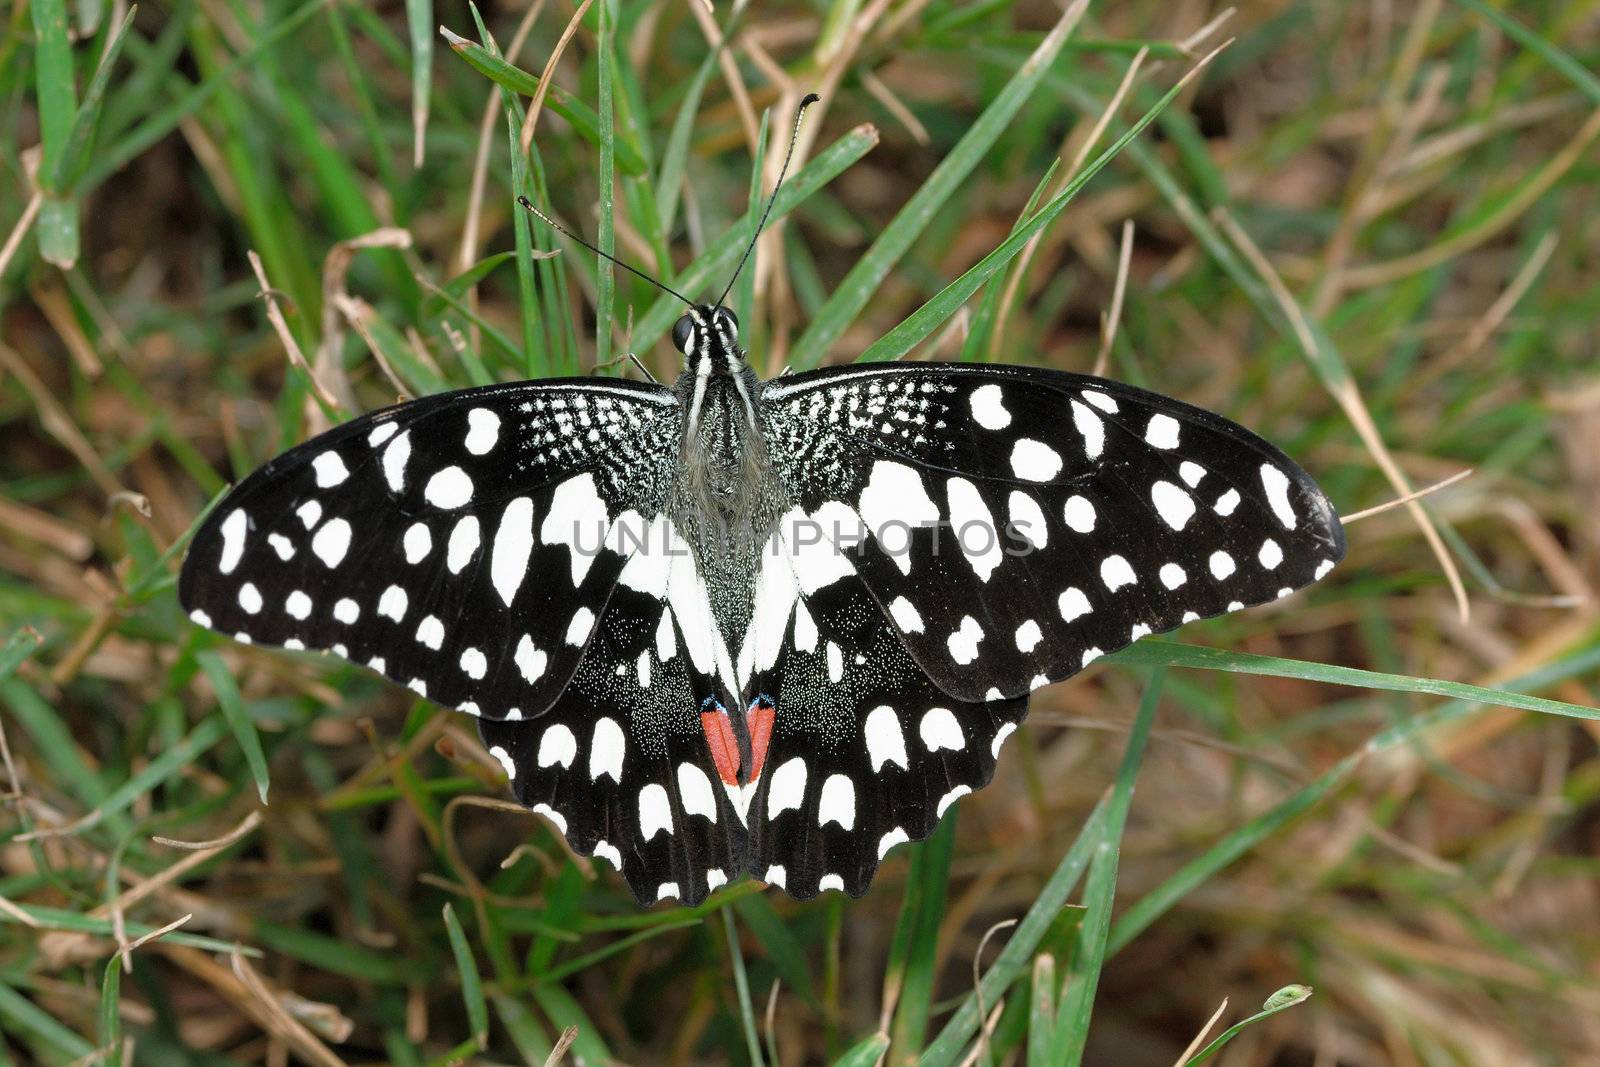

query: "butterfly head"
xmin=673 ymin=304 xmax=743 ymax=375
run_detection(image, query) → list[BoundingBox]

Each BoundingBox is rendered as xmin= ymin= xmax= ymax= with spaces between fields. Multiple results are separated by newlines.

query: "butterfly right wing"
xmin=178 ymin=379 xmax=679 ymax=722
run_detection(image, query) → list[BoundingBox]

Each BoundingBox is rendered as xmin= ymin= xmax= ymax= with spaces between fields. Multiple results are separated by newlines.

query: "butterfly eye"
xmin=716 ymin=307 xmax=739 ymax=338
xmin=672 ymin=315 xmax=695 ymax=353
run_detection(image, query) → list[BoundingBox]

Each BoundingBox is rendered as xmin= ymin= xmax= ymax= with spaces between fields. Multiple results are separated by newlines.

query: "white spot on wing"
xmin=593 ymin=841 xmax=622 ymax=869
xmin=238 ymin=583 xmax=262 ymax=614
xmin=969 ymin=383 xmax=1011 ymax=429
xmin=878 ymin=827 xmax=909 ymax=859
xmin=864 ymin=706 xmax=910 ymax=771
xmin=311 ymin=518 xmax=352 ymax=568
xmin=1070 ymin=401 xmax=1105 ymax=462
xmin=1058 ymin=587 xmax=1092 ymax=622
xmin=947 ymin=616 xmax=983 ymax=665
xmin=415 ymin=615 xmax=444 ymax=650
xmin=1261 ymin=464 xmax=1296 ymax=527
xmin=992 ymin=722 xmax=1016 ymax=757
xmin=285 ymin=591 xmax=312 ymax=619
xmin=1209 ymin=550 xmax=1236 ymax=579
xmin=636 ymin=783 xmax=668 ymax=844
xmin=267 ymin=532 xmax=295 ymax=561
xmin=656 ymin=882 xmax=680 ymax=901
xmin=763 ymin=866 xmax=787 ymax=889
xmin=1081 ymin=389 xmax=1118 ymax=413
xmin=1100 ymin=555 xmax=1137 ymax=591
xmin=858 ymin=461 xmax=938 ymax=567
xmin=403 ymin=523 xmax=431 ymax=564
xmin=447 ymin=515 xmax=480 ymax=574
xmin=514 ymin=635 xmax=547 ymax=683
xmin=792 ymin=600 xmax=817 ymax=653
xmin=491 ymin=497 xmax=535 ymax=605
xmin=1014 ymin=619 xmax=1042 ymax=653
xmin=766 ymin=757 xmax=807 ymax=818
xmin=826 ymin=641 xmax=843 ymax=683
xmin=1214 ymin=488 xmax=1241 ymax=516
xmin=1150 ymin=481 xmax=1196 ymax=530
xmin=378 ymin=585 xmax=408 ymax=621
xmin=818 ymin=774 xmax=856 ymax=830
xmin=538 ymin=724 xmax=576 ymax=768
xmin=819 ymin=874 xmax=845 ymax=893
xmin=541 ymin=474 xmax=610 ymax=585
xmin=919 ymin=707 xmax=964 ymax=752
xmin=936 ymin=785 xmax=971 ymax=817
xmin=1063 ymin=495 xmax=1096 ymax=533
xmin=464 ymin=407 xmax=500 ymax=454
xmin=490 ymin=745 xmax=516 ymax=781
xmin=424 ymin=466 xmax=474 ymax=509
xmin=590 ymin=718 xmax=624 ymax=782
xmin=1145 ymin=413 xmax=1181 ymax=449
xmin=677 ymin=763 xmax=717 ymax=822
xmin=1259 ymin=538 xmax=1284 ymax=569
xmin=382 ymin=431 xmax=411 ymax=492
xmin=565 ymin=607 xmax=595 ymax=646
xmin=1011 ymin=438 xmax=1063 ymax=481
xmin=655 ymin=610 xmax=677 ymax=662
xmin=888 ymin=596 xmax=924 ymax=633
xmin=1159 ymin=563 xmax=1187 ymax=589
xmin=460 ymin=647 xmax=486 ymax=679
xmin=946 ymin=477 xmax=1001 ymax=581
xmin=368 ymin=422 xmax=398 ymax=447
xmin=532 ymin=804 xmax=566 ymax=834
xmin=312 ymin=451 xmax=349 ymax=488
xmin=1180 ymin=461 xmax=1206 ymax=487
xmin=1008 ymin=491 xmax=1048 ymax=549
xmin=218 ymin=509 xmax=248 ymax=573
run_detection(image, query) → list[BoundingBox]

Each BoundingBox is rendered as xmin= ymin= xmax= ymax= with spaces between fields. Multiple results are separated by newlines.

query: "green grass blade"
xmin=1026 ymin=954 xmax=1056 ymax=1066
xmin=1051 ymin=669 xmax=1164 ymax=1065
xmin=439 ymin=28 xmax=646 ymax=176
xmin=654 ymin=34 xmax=726 ymax=233
xmin=29 ymin=0 xmax=76 ymax=180
xmin=442 ymin=903 xmax=489 ymax=1049
xmin=632 ymin=124 xmax=880 ymax=351
xmin=99 ymin=956 xmax=122 ymax=1056
xmin=1183 ymin=985 xmax=1313 ymax=1065
xmin=0 ymin=630 xmax=42 ymax=680
xmin=1106 ymin=644 xmax=1600 ymax=955
xmin=833 ymin=1032 xmax=892 ymax=1067
xmin=594 ymin=0 xmax=616 ymax=370
xmin=49 ymin=5 xmax=136 ymax=192
xmin=858 ymin=61 xmax=1206 ymax=365
xmin=0 ymin=980 xmax=95 ymax=1060
xmin=888 ymin=811 xmax=958 ymax=1063
xmin=196 ymin=651 xmax=269 ymax=803
xmin=406 ymin=0 xmax=431 ymax=167
xmin=724 ymin=907 xmax=767 ymax=1067
xmin=1448 ymin=0 xmax=1600 ymax=104
xmin=788 ymin=0 xmax=1088 ymax=369
xmin=1106 ymin=638 xmax=1600 ymax=723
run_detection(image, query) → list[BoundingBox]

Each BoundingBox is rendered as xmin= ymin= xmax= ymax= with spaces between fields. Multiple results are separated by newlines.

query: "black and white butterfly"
xmin=178 ymin=102 xmax=1344 ymax=907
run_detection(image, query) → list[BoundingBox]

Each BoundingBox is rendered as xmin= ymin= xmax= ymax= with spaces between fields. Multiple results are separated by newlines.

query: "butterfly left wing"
xmin=178 ymin=379 xmax=679 ymax=721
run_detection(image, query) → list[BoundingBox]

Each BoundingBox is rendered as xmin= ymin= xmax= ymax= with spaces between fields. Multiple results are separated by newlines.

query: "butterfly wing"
xmin=732 ymin=362 xmax=1344 ymax=895
xmin=178 ymin=379 xmax=679 ymax=721
xmin=738 ymin=526 xmax=1026 ymax=897
xmin=477 ymin=529 xmax=748 ymax=905
xmin=761 ymin=363 xmax=1345 ymax=703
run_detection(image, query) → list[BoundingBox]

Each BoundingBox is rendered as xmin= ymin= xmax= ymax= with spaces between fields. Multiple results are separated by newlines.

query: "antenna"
xmin=516 ymin=196 xmax=696 ymax=310
xmin=716 ymin=92 xmax=820 ymax=309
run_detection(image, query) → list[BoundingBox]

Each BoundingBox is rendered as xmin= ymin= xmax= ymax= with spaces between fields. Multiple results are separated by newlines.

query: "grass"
xmin=3 ymin=1 xmax=1600 ymax=1063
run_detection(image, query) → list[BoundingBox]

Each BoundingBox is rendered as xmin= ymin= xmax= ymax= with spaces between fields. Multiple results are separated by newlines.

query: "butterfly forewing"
xmin=760 ymin=364 xmax=1345 ymax=703
xmin=178 ymin=380 xmax=678 ymax=720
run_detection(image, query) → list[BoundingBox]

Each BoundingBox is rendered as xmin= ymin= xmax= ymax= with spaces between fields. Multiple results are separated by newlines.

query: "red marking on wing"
xmin=747 ymin=696 xmax=775 ymax=783
xmin=701 ymin=707 xmax=741 ymax=786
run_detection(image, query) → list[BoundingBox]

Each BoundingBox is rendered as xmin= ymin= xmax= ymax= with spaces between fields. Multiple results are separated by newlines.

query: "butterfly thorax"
xmin=670 ymin=362 xmax=787 ymax=641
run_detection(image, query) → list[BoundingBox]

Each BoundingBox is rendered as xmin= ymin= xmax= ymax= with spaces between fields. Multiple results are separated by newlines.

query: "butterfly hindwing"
xmin=761 ymin=363 xmax=1346 ymax=702
xmin=740 ymin=533 xmax=1026 ymax=898
xmin=178 ymin=379 xmax=678 ymax=720
xmin=478 ymin=571 xmax=746 ymax=906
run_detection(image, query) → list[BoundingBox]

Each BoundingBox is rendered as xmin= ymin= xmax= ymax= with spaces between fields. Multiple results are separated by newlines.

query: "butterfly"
xmin=178 ymin=98 xmax=1345 ymax=906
